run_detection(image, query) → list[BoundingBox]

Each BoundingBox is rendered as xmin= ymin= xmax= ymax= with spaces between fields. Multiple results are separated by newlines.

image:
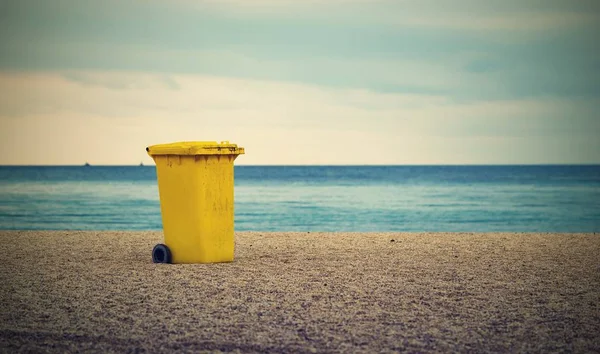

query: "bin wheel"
xmin=152 ymin=244 xmax=172 ymax=264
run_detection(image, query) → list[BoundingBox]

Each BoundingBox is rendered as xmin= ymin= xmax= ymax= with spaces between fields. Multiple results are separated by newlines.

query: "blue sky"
xmin=0 ymin=0 xmax=599 ymax=165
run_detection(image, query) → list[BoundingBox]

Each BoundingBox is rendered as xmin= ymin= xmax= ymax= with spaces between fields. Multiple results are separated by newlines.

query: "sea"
xmin=0 ymin=165 xmax=599 ymax=232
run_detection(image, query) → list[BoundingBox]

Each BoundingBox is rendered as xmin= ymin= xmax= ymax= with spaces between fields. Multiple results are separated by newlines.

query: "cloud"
xmin=4 ymin=36 xmax=598 ymax=100
xmin=161 ymin=0 xmax=600 ymax=31
xmin=396 ymin=12 xmax=599 ymax=31
xmin=1 ymin=71 xmax=598 ymax=165
xmin=0 ymin=1 xmax=598 ymax=164
xmin=62 ymin=72 xmax=181 ymax=91
xmin=1 ymin=0 xmax=598 ymax=101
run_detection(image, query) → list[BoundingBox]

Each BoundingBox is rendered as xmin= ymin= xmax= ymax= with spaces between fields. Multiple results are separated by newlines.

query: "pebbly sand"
xmin=0 ymin=231 xmax=599 ymax=353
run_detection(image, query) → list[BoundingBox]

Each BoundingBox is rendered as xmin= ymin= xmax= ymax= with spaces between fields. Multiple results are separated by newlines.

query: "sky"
xmin=0 ymin=0 xmax=599 ymax=165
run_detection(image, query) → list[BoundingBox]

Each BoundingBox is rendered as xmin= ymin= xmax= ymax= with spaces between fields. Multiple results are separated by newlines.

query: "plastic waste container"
xmin=146 ymin=141 xmax=245 ymax=264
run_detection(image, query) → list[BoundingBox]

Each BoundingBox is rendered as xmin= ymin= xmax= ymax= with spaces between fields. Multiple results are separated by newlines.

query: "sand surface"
xmin=0 ymin=231 xmax=599 ymax=353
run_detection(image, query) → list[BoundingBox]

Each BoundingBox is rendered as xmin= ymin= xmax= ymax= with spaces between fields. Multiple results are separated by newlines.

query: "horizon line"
xmin=1 ymin=163 xmax=600 ymax=167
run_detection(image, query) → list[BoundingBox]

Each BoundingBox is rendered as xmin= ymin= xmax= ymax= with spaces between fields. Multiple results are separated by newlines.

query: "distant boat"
xmin=84 ymin=162 xmax=90 ymax=167
xmin=140 ymin=162 xmax=144 ymax=166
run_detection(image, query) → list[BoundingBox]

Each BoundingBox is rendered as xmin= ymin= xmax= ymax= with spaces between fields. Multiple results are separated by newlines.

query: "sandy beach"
xmin=0 ymin=231 xmax=598 ymax=353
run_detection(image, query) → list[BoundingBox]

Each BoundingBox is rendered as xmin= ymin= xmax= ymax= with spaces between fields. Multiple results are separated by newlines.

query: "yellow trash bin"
xmin=146 ymin=141 xmax=245 ymax=264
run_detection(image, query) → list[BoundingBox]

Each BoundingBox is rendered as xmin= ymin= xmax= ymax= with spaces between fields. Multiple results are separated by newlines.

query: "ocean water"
xmin=0 ymin=165 xmax=599 ymax=232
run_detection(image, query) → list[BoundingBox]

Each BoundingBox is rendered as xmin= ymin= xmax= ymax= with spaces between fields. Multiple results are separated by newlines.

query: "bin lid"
xmin=146 ymin=141 xmax=245 ymax=156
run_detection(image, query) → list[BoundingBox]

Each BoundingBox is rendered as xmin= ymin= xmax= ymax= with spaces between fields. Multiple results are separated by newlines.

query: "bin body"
xmin=147 ymin=141 xmax=244 ymax=264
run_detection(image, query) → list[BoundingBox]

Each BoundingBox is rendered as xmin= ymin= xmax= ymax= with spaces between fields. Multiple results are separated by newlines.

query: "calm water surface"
xmin=0 ymin=165 xmax=599 ymax=232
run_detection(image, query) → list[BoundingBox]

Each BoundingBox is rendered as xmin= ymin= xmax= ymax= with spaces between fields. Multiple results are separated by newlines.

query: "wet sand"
xmin=1 ymin=231 xmax=599 ymax=353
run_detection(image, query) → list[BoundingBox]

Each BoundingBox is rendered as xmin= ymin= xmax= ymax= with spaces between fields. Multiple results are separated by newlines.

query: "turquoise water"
xmin=0 ymin=165 xmax=599 ymax=232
